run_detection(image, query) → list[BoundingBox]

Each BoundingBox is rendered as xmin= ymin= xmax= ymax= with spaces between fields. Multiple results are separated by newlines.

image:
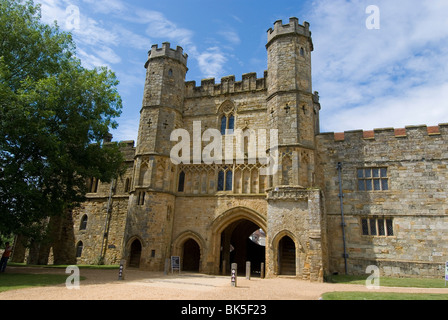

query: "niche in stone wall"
xmin=282 ymin=154 xmax=293 ymax=186
xmin=138 ymin=161 xmax=151 ymax=187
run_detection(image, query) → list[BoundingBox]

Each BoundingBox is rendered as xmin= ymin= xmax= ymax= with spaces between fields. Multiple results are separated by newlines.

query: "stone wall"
xmin=266 ymin=187 xmax=326 ymax=281
xmin=316 ymin=125 xmax=448 ymax=278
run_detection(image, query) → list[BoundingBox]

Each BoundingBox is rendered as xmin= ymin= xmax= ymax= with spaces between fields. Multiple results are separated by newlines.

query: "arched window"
xmin=217 ymin=170 xmax=225 ymax=191
xmin=80 ymin=215 xmax=88 ymax=231
xmin=217 ymin=168 xmax=233 ymax=192
xmin=76 ymin=241 xmax=83 ymax=258
xmin=220 ymin=114 xmax=235 ymax=135
xmin=218 ymin=101 xmax=235 ymax=135
xmin=124 ymin=178 xmax=131 ymax=193
xmin=228 ymin=115 xmax=235 ymax=131
xmin=221 ymin=116 xmax=227 ymax=135
xmin=87 ymin=177 xmax=99 ymax=193
xmin=137 ymin=191 xmax=145 ymax=206
xmin=225 ymin=170 xmax=233 ymax=191
xmin=178 ymin=171 xmax=185 ymax=192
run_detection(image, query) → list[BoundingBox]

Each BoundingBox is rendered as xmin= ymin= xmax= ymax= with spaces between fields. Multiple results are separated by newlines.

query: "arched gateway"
xmin=210 ymin=207 xmax=267 ymax=276
xmin=69 ymin=19 xmax=326 ymax=282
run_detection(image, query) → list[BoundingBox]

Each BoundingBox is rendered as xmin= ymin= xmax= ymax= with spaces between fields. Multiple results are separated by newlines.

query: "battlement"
xmin=147 ymin=42 xmax=188 ymax=66
xmin=319 ymin=124 xmax=448 ymax=142
xmin=185 ymin=71 xmax=267 ymax=98
xmin=267 ymin=17 xmax=312 ymax=49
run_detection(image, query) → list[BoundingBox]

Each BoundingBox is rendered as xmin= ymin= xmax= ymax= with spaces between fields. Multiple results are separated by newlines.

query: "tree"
xmin=0 ymin=0 xmax=125 ymax=261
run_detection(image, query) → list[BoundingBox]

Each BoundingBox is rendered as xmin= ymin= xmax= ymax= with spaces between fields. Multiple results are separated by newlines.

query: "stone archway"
xmin=271 ymin=230 xmax=301 ymax=276
xmin=211 ymin=207 xmax=267 ymax=275
xmin=278 ymin=236 xmax=296 ymax=275
xmin=182 ymin=239 xmax=200 ymax=272
xmin=128 ymin=239 xmax=142 ymax=268
xmin=172 ymin=231 xmax=205 ymax=273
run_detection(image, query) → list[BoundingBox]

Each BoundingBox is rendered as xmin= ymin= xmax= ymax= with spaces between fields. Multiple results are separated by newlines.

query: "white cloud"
xmin=81 ymin=0 xmax=127 ymax=15
xmin=323 ymin=83 xmax=448 ymax=132
xmin=218 ymin=30 xmax=241 ymax=45
xmin=111 ymin=117 xmax=140 ymax=143
xmin=92 ymin=46 xmax=122 ymax=65
xmin=306 ymin=0 xmax=448 ymax=132
xmin=76 ymin=48 xmax=109 ymax=69
xmin=127 ymin=10 xmax=194 ymax=47
xmin=196 ymin=47 xmax=228 ymax=79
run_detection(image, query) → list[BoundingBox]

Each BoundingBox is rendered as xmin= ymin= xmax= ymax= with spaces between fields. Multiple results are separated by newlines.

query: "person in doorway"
xmin=0 ymin=242 xmax=13 ymax=273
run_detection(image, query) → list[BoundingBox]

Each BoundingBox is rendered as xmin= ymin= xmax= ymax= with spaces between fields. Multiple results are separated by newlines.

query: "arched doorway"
xmin=220 ymin=219 xmax=265 ymax=275
xmin=129 ymin=239 xmax=142 ymax=268
xmin=182 ymin=239 xmax=200 ymax=272
xmin=278 ymin=236 xmax=296 ymax=275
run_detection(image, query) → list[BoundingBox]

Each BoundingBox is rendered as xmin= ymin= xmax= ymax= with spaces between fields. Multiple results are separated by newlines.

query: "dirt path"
xmin=1 ymin=266 xmax=447 ymax=300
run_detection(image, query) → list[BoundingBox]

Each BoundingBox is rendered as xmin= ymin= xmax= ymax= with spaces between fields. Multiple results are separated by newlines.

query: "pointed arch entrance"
xmin=129 ymin=239 xmax=142 ymax=268
xmin=172 ymin=231 xmax=205 ymax=273
xmin=182 ymin=239 xmax=200 ymax=272
xmin=212 ymin=207 xmax=267 ymax=276
xmin=278 ymin=236 xmax=296 ymax=275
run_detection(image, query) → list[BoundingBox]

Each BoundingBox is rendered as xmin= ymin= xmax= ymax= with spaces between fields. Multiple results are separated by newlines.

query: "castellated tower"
xmin=123 ymin=43 xmax=188 ymax=271
xmin=266 ymin=17 xmax=320 ymax=188
xmin=265 ymin=18 xmax=326 ymax=280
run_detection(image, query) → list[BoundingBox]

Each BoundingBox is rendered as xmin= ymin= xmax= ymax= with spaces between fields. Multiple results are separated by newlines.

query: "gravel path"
xmin=1 ymin=266 xmax=447 ymax=300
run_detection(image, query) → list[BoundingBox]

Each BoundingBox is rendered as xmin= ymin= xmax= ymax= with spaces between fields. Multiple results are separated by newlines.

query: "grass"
xmin=326 ymin=274 xmax=447 ymax=288
xmin=322 ymin=274 xmax=448 ymax=300
xmin=0 ymin=273 xmax=75 ymax=293
xmin=9 ymin=262 xmax=119 ymax=269
xmin=322 ymin=292 xmax=448 ymax=300
xmin=0 ymin=264 xmax=117 ymax=293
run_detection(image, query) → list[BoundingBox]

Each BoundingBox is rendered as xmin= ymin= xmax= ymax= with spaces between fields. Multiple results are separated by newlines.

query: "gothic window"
xmin=220 ymin=114 xmax=235 ymax=135
xmin=225 ymin=170 xmax=233 ymax=191
xmin=217 ymin=170 xmax=225 ymax=191
xmin=137 ymin=191 xmax=145 ymax=206
xmin=219 ymin=101 xmax=235 ymax=135
xmin=87 ymin=177 xmax=99 ymax=193
xmin=124 ymin=178 xmax=131 ymax=193
xmin=228 ymin=115 xmax=235 ymax=131
xmin=76 ymin=241 xmax=83 ymax=258
xmin=358 ymin=167 xmax=388 ymax=191
xmin=178 ymin=171 xmax=185 ymax=192
xmin=168 ymin=69 xmax=173 ymax=77
xmin=221 ymin=116 xmax=227 ymax=135
xmin=300 ymin=47 xmax=305 ymax=56
xmin=79 ymin=215 xmax=88 ymax=231
xmin=217 ymin=167 xmax=233 ymax=191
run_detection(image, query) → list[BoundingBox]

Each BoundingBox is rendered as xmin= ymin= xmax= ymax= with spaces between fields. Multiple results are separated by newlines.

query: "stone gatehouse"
xmin=67 ymin=18 xmax=447 ymax=281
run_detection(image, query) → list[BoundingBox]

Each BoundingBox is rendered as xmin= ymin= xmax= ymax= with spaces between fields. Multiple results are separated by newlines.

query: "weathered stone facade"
xmin=69 ymin=18 xmax=447 ymax=281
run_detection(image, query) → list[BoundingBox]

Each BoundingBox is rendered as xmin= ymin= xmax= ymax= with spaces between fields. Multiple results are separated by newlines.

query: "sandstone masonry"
xmin=25 ymin=18 xmax=447 ymax=281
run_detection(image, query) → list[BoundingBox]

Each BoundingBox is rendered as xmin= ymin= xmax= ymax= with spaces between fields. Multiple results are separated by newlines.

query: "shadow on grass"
xmin=0 ymin=273 xmax=86 ymax=293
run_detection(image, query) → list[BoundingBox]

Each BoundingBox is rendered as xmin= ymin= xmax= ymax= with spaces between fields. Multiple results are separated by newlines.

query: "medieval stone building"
xmin=69 ymin=18 xmax=447 ymax=281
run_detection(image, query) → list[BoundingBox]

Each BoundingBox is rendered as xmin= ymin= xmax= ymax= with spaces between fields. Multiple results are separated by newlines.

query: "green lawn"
xmin=322 ymin=274 xmax=448 ymax=300
xmin=0 ymin=273 xmax=72 ymax=293
xmin=322 ymin=292 xmax=448 ymax=300
xmin=326 ymin=274 xmax=447 ymax=288
xmin=0 ymin=264 xmax=117 ymax=293
xmin=9 ymin=263 xmax=119 ymax=270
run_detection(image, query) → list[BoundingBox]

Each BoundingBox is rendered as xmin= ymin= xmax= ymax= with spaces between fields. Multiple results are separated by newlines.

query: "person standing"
xmin=0 ymin=242 xmax=13 ymax=273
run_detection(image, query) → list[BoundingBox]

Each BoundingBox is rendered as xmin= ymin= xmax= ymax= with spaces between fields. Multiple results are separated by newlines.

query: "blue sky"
xmin=36 ymin=0 xmax=448 ymax=142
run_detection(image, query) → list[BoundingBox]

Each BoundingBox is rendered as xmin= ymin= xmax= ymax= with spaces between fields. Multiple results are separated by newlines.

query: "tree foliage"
xmin=0 ymin=0 xmax=125 ymax=239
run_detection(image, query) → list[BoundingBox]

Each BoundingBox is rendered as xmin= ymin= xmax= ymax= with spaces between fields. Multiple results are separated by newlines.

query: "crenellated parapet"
xmin=319 ymin=124 xmax=448 ymax=142
xmin=145 ymin=42 xmax=188 ymax=67
xmin=185 ymin=71 xmax=267 ymax=98
xmin=267 ymin=17 xmax=313 ymax=50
